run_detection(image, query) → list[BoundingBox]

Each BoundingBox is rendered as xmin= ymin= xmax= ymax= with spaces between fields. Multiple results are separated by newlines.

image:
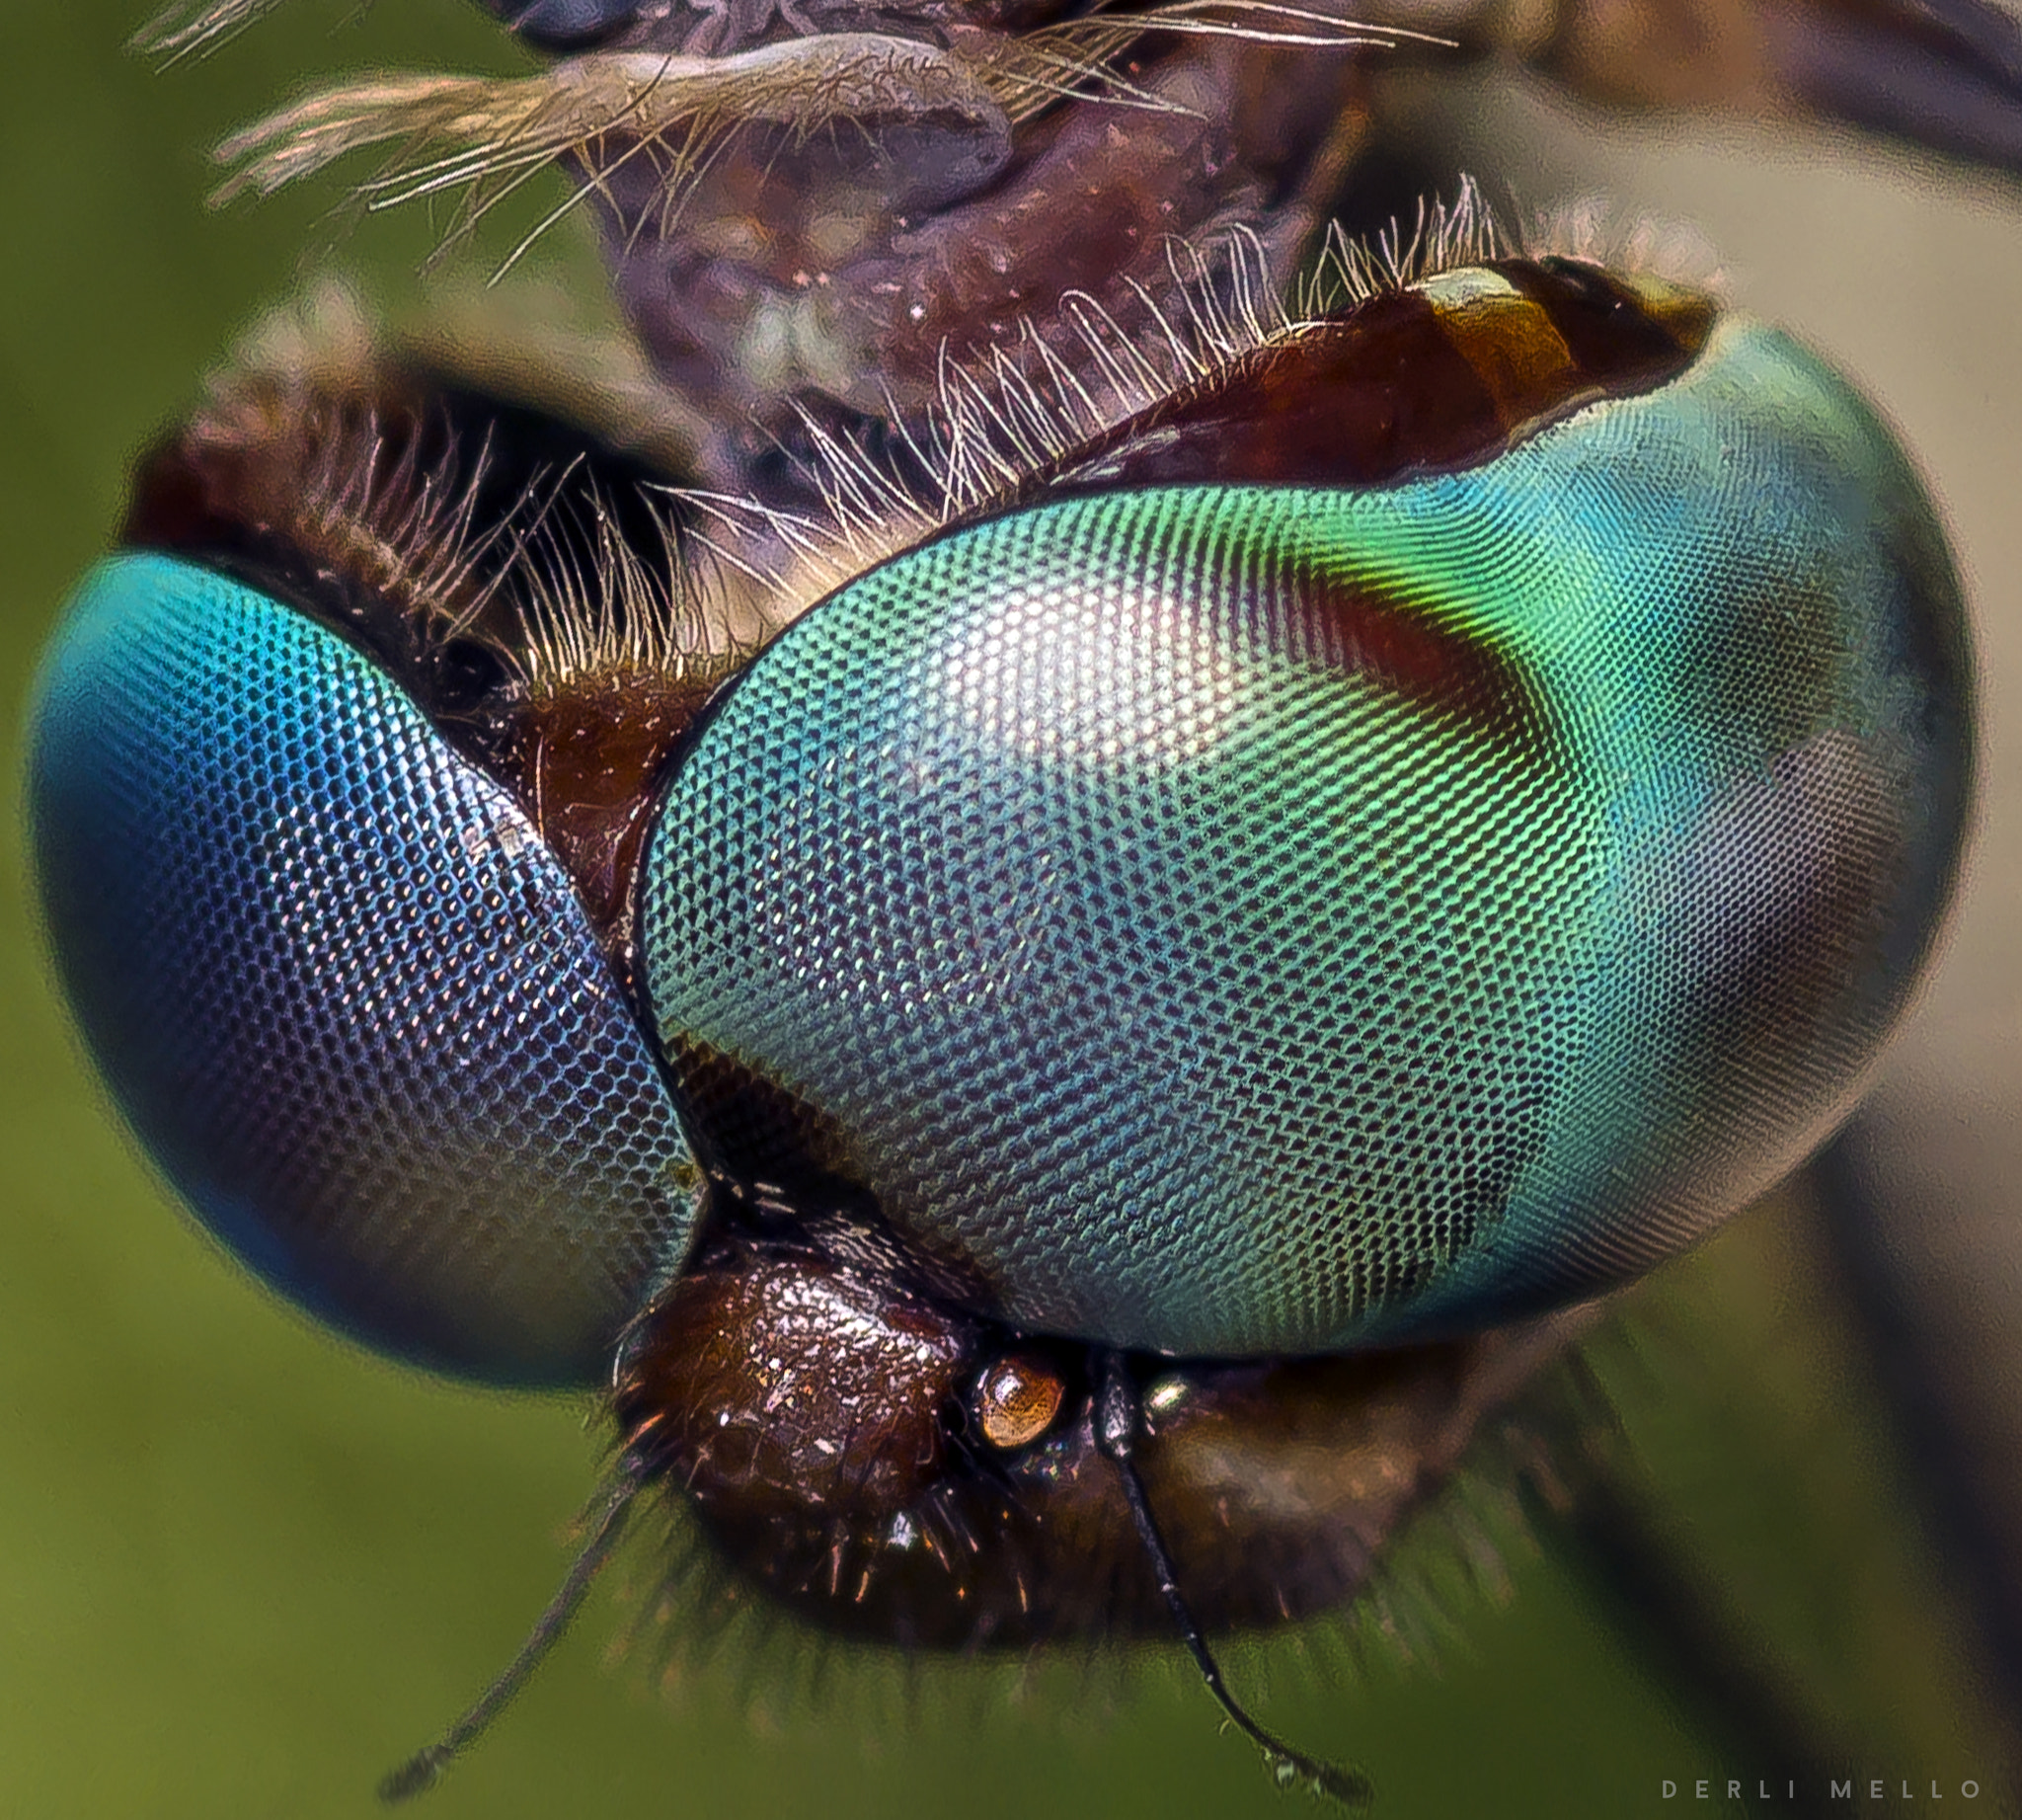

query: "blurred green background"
xmin=2 ymin=5 xmax=2019 ymax=1816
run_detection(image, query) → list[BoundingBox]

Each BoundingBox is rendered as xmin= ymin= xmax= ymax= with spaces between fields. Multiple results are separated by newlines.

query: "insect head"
xmin=27 ymin=207 xmax=1974 ymax=1797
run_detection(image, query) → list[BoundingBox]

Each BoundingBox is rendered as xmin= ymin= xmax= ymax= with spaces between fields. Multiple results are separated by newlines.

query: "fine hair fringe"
xmin=686 ymin=179 xmax=1509 ymax=596
xmin=204 ymin=5 xmax=1447 ymax=277
xmin=194 ymin=284 xmax=769 ymax=695
xmin=187 ymin=179 xmax=1686 ymax=695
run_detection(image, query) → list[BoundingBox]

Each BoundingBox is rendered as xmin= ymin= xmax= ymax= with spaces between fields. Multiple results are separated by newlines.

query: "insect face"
xmin=17 ymin=0 xmax=2019 ymax=1805
xmin=25 ymin=213 xmax=1975 ymax=1797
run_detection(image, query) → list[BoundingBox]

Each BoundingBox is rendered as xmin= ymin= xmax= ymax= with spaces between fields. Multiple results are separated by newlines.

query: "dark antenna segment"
xmin=379 ymin=1463 xmax=643 ymax=1804
xmin=1094 ymin=1351 xmax=1375 ymax=1810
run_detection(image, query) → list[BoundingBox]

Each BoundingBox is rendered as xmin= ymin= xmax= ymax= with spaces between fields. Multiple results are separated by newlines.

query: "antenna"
xmin=378 ymin=1463 xmax=644 ymax=1803
xmin=1093 ymin=1351 xmax=1374 ymax=1809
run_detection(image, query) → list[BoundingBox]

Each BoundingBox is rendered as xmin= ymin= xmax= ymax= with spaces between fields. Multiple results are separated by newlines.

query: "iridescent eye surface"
xmin=30 ymin=553 xmax=701 ymax=1385
xmin=28 ymin=256 xmax=1971 ymax=1398
xmin=640 ymin=267 xmax=1971 ymax=1359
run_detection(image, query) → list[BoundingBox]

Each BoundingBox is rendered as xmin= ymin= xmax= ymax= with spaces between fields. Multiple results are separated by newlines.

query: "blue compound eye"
xmin=639 ymin=260 xmax=1974 ymax=1359
xmin=29 ymin=550 xmax=701 ymax=1386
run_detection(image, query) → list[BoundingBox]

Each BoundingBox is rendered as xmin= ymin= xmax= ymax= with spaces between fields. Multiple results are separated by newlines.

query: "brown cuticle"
xmin=613 ymin=1245 xmax=978 ymax=1525
xmin=611 ymin=1226 xmax=1591 ymax=1651
xmin=998 ymin=255 xmax=1716 ymax=511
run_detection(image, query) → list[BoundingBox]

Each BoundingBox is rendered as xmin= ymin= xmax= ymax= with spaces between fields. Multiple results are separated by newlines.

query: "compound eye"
xmin=29 ymin=553 xmax=700 ymax=1385
xmin=640 ymin=265 xmax=1973 ymax=1360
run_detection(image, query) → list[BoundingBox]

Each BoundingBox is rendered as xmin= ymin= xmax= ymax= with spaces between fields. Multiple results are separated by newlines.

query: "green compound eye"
xmin=640 ymin=271 xmax=1973 ymax=1358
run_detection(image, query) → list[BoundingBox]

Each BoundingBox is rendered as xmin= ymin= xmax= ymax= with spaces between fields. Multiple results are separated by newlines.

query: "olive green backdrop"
xmin=2 ymin=5 xmax=2018 ymax=1816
